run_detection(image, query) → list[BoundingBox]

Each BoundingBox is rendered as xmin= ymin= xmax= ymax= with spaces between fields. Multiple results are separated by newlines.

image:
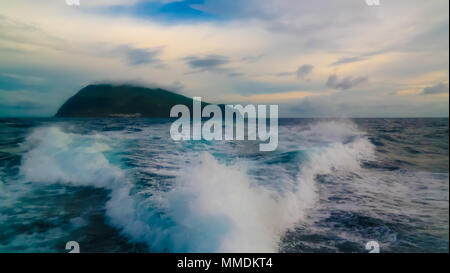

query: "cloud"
xmin=0 ymin=0 xmax=448 ymax=117
xmin=169 ymin=80 xmax=184 ymax=91
xmin=0 ymin=89 xmax=64 ymax=116
xmin=228 ymin=72 xmax=244 ymax=77
xmin=326 ymin=74 xmax=368 ymax=90
xmin=80 ymin=0 xmax=181 ymax=7
xmin=0 ymin=100 xmax=42 ymax=110
xmin=330 ymin=50 xmax=384 ymax=66
xmin=286 ymin=87 xmax=449 ymax=118
xmin=230 ymin=81 xmax=312 ymax=96
xmin=183 ymin=54 xmax=230 ymax=73
xmin=296 ymin=64 xmax=313 ymax=79
xmin=0 ymin=14 xmax=167 ymax=68
xmin=273 ymin=72 xmax=294 ymax=77
xmin=242 ymin=91 xmax=318 ymax=103
xmin=0 ymin=73 xmax=45 ymax=90
xmin=273 ymin=64 xmax=314 ymax=80
xmin=190 ymin=0 xmax=379 ymax=34
xmin=422 ymin=82 xmax=449 ymax=95
xmin=1 ymin=73 xmax=43 ymax=84
xmin=241 ymin=54 xmax=265 ymax=63
xmin=112 ymin=45 xmax=164 ymax=67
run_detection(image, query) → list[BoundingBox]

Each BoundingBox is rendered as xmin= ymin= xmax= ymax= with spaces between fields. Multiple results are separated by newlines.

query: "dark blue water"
xmin=0 ymin=118 xmax=448 ymax=252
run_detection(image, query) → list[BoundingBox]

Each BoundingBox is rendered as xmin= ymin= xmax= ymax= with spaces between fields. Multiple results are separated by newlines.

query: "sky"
xmin=0 ymin=0 xmax=448 ymax=117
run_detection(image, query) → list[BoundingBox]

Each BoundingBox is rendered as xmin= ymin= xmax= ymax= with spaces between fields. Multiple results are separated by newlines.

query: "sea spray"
xmin=17 ymin=120 xmax=376 ymax=252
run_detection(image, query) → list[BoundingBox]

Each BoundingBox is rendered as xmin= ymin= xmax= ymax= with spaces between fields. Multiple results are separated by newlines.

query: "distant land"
xmin=55 ymin=84 xmax=216 ymax=118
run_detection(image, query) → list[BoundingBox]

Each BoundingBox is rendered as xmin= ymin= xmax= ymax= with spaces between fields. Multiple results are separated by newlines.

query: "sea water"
xmin=0 ymin=118 xmax=448 ymax=252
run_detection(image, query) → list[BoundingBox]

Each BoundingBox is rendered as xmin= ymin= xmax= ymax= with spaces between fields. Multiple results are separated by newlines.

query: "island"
xmin=55 ymin=84 xmax=211 ymax=118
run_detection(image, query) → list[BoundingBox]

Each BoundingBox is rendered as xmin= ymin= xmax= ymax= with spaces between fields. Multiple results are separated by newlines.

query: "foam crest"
xmin=162 ymin=153 xmax=282 ymax=252
xmin=17 ymin=120 xmax=375 ymax=252
xmin=20 ymin=127 xmax=123 ymax=188
xmin=300 ymin=120 xmax=363 ymax=142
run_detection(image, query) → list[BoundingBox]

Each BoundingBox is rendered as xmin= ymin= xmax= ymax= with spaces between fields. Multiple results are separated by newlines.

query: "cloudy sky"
xmin=0 ymin=0 xmax=448 ymax=117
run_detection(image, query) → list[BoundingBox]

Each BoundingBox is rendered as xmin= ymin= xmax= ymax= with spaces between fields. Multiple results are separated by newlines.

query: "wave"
xmin=17 ymin=120 xmax=375 ymax=252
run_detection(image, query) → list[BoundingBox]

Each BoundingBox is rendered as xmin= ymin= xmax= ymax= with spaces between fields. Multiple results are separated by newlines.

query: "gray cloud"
xmin=0 ymin=15 xmax=166 ymax=68
xmin=330 ymin=50 xmax=384 ymax=66
xmin=228 ymin=72 xmax=244 ymax=77
xmin=273 ymin=71 xmax=294 ymax=77
xmin=422 ymin=82 xmax=449 ymax=95
xmin=285 ymin=86 xmax=449 ymax=118
xmin=273 ymin=64 xmax=314 ymax=80
xmin=183 ymin=54 xmax=231 ymax=73
xmin=168 ymin=80 xmax=184 ymax=91
xmin=191 ymin=0 xmax=378 ymax=34
xmin=0 ymin=72 xmax=46 ymax=91
xmin=296 ymin=64 xmax=314 ymax=79
xmin=113 ymin=45 xmax=164 ymax=67
xmin=326 ymin=74 xmax=368 ymax=90
xmin=5 ymin=100 xmax=42 ymax=110
xmin=0 ymin=87 xmax=69 ymax=117
xmin=241 ymin=54 xmax=265 ymax=63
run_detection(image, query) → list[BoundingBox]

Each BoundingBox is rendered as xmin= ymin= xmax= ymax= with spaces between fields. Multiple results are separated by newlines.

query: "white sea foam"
xmin=17 ymin=120 xmax=375 ymax=252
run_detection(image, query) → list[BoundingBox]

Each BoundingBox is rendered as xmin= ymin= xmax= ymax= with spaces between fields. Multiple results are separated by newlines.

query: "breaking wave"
xmin=18 ymin=120 xmax=375 ymax=252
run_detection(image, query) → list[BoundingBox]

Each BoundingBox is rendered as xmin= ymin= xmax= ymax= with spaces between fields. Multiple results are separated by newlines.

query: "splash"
xmin=18 ymin=120 xmax=375 ymax=252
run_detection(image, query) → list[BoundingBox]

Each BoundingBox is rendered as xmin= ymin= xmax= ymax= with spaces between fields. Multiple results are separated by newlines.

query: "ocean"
xmin=0 ymin=118 xmax=448 ymax=253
